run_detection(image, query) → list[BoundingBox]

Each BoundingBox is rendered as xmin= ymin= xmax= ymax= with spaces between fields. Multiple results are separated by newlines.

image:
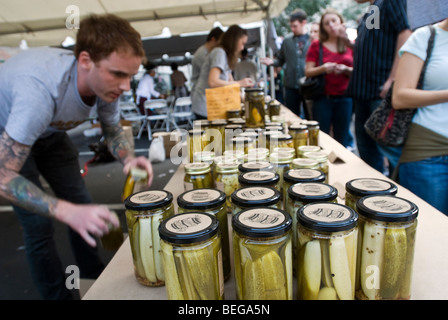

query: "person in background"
xmin=261 ymin=9 xmax=311 ymax=119
xmin=0 ymin=14 xmax=153 ymax=299
xmin=191 ymin=27 xmax=224 ymax=92
xmin=191 ymin=25 xmax=254 ymax=119
xmin=170 ymin=62 xmax=188 ymax=98
xmin=345 ymin=0 xmax=412 ymax=175
xmin=305 ymin=8 xmax=354 ymax=148
xmin=234 ymin=48 xmax=258 ymax=84
xmin=136 ymin=63 xmax=166 ymax=114
xmin=309 ymin=21 xmax=320 ymax=41
xmin=392 ymin=18 xmax=448 ymax=215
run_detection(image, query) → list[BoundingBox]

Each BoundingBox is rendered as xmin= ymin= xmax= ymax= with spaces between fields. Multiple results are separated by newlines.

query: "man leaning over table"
xmin=0 ymin=14 xmax=153 ymax=299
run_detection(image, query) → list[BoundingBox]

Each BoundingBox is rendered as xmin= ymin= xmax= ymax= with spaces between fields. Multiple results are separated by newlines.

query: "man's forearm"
xmin=101 ymin=123 xmax=135 ymax=164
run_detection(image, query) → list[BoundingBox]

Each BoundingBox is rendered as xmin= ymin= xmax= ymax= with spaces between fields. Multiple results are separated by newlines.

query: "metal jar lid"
xmin=283 ymin=168 xmax=326 ymax=184
xmin=345 ymin=178 xmax=398 ymax=197
xmin=238 ymin=161 xmax=274 ymax=173
xmin=232 ymin=207 xmax=292 ymax=238
xmin=159 ymin=212 xmax=219 ymax=244
xmin=238 ymin=170 xmax=280 ymax=186
xmin=231 ymin=186 xmax=281 ymax=208
xmin=356 ymin=195 xmax=418 ymax=223
xmin=297 ymin=202 xmax=358 ymax=232
xmin=184 ymin=162 xmax=210 ymax=174
xmin=288 ymin=182 xmax=337 ymax=202
xmin=177 ymin=189 xmax=226 ymax=210
xmin=124 ymin=190 xmax=173 ymax=211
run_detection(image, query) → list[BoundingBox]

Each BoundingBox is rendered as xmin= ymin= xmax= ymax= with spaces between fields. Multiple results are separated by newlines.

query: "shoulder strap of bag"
xmin=417 ymin=25 xmax=436 ymax=88
xmin=318 ymin=42 xmax=323 ymax=66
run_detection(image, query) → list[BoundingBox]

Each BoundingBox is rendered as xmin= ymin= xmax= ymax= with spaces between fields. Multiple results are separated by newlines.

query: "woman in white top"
xmin=191 ymin=25 xmax=254 ymax=118
xmin=392 ymin=18 xmax=448 ymax=215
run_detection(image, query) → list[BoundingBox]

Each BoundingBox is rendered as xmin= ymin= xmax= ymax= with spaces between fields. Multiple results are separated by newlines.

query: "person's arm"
xmin=305 ymin=61 xmax=337 ymax=77
xmin=208 ymin=67 xmax=253 ymax=88
xmin=0 ymin=131 xmax=118 ymax=247
xmin=392 ymin=52 xmax=448 ymax=109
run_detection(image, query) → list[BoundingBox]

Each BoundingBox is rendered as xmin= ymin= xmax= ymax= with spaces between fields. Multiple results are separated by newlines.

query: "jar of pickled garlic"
xmin=355 ymin=195 xmax=418 ymax=300
xmin=297 ymin=202 xmax=358 ymax=300
xmin=291 ymin=158 xmax=320 ymax=170
xmin=215 ymin=161 xmax=240 ymax=210
xmin=125 ymin=190 xmax=175 ymax=286
xmin=177 ymin=189 xmax=231 ymax=280
xmin=231 ymin=186 xmax=282 ymax=215
xmin=238 ymin=161 xmax=275 ymax=174
xmin=304 ymin=120 xmax=320 ymax=146
xmin=184 ymin=162 xmax=213 ymax=191
xmin=269 ymin=151 xmax=294 ymax=194
xmin=244 ymin=88 xmax=265 ymax=128
xmin=159 ymin=212 xmax=224 ymax=300
xmin=289 ymin=123 xmax=308 ymax=156
xmin=188 ymin=129 xmax=205 ymax=163
xmin=238 ymin=170 xmax=280 ymax=190
xmin=303 ymin=151 xmax=329 ymax=183
xmin=232 ymin=207 xmax=293 ymax=300
xmin=283 ymin=168 xmax=326 ymax=207
xmin=345 ymin=178 xmax=398 ymax=212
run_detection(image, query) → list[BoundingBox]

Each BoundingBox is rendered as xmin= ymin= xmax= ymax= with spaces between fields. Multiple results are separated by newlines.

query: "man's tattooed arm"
xmin=0 ymin=131 xmax=58 ymax=217
xmin=101 ymin=122 xmax=135 ymax=164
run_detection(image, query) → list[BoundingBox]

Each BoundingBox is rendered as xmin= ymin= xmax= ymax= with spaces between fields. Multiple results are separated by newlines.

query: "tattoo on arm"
xmin=101 ymin=123 xmax=134 ymax=163
xmin=0 ymin=131 xmax=59 ymax=217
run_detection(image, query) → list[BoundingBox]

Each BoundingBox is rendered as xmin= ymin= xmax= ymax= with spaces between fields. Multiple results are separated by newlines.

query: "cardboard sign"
xmin=205 ymin=83 xmax=241 ymax=120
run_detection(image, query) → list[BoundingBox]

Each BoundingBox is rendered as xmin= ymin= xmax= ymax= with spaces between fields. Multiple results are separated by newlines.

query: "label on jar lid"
xmin=292 ymin=183 xmax=332 ymax=196
xmin=362 ymin=196 xmax=412 ymax=214
xmin=182 ymin=189 xmax=222 ymax=203
xmin=165 ymin=213 xmax=213 ymax=234
xmin=242 ymin=161 xmax=270 ymax=169
xmin=302 ymin=203 xmax=352 ymax=224
xmin=288 ymin=169 xmax=322 ymax=179
xmin=185 ymin=162 xmax=209 ymax=170
xmin=243 ymin=171 xmax=276 ymax=181
xmin=238 ymin=208 xmax=286 ymax=229
xmin=350 ymin=178 xmax=392 ymax=191
xmin=298 ymin=146 xmax=321 ymax=153
xmin=129 ymin=190 xmax=168 ymax=204
xmin=235 ymin=187 xmax=276 ymax=201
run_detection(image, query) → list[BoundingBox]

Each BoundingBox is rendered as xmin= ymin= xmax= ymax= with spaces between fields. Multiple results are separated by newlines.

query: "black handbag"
xmin=364 ymin=25 xmax=436 ymax=147
xmin=300 ymin=42 xmax=325 ymax=100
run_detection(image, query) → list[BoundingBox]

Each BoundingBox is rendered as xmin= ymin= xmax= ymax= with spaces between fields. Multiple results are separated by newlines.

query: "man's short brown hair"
xmin=74 ymin=14 xmax=145 ymax=62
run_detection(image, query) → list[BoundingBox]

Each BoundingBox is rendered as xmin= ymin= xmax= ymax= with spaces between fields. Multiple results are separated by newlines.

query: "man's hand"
xmin=123 ymin=156 xmax=154 ymax=187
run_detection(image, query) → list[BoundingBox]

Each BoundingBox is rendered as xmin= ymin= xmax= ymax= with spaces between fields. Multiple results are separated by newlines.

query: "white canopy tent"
xmin=0 ymin=0 xmax=288 ymax=47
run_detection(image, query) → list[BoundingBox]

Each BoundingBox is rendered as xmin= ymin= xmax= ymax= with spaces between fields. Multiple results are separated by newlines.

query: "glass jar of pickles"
xmin=232 ymin=207 xmax=293 ymax=300
xmin=304 ymin=151 xmax=329 ymax=183
xmin=272 ymin=147 xmax=295 ymax=158
xmin=177 ymin=189 xmax=231 ymax=281
xmin=283 ymin=168 xmax=327 ymax=206
xmin=268 ymin=100 xmax=281 ymax=119
xmin=232 ymin=136 xmax=255 ymax=154
xmin=238 ymin=161 xmax=275 ymax=174
xmin=215 ymin=161 xmax=240 ymax=210
xmin=244 ymin=88 xmax=265 ymax=128
xmin=289 ymin=123 xmax=308 ymax=156
xmin=269 ymin=152 xmax=294 ymax=194
xmin=297 ymin=202 xmax=358 ymax=300
xmin=297 ymin=145 xmax=321 ymax=158
xmin=231 ymin=186 xmax=282 ymax=215
xmin=227 ymin=109 xmax=242 ymax=120
xmin=184 ymin=162 xmax=213 ymax=191
xmin=159 ymin=212 xmax=224 ymax=300
xmin=122 ymin=167 xmax=149 ymax=202
xmin=238 ymin=170 xmax=280 ymax=189
xmin=224 ymin=124 xmax=243 ymax=151
xmin=188 ymin=129 xmax=205 ymax=163
xmin=291 ymin=158 xmax=320 ymax=170
xmin=210 ymin=119 xmax=227 ymax=155
xmin=304 ymin=120 xmax=320 ymax=146
xmin=100 ymin=211 xmax=124 ymax=251
xmin=268 ymin=133 xmax=294 ymax=153
xmin=124 ymin=190 xmax=175 ymax=286
xmin=355 ymin=195 xmax=418 ymax=300
xmin=345 ymin=178 xmax=398 ymax=212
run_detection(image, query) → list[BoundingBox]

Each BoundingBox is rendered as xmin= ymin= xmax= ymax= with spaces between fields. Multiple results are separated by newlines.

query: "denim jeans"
xmin=313 ymin=96 xmax=354 ymax=148
xmin=13 ymin=132 xmax=105 ymax=299
xmin=284 ymin=87 xmax=308 ymax=119
xmin=399 ymin=155 xmax=448 ymax=216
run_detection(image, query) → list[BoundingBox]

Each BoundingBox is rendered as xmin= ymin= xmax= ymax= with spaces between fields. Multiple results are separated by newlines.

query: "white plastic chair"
xmin=171 ymin=96 xmax=193 ymax=129
xmin=144 ymin=99 xmax=170 ymax=140
xmin=119 ymin=101 xmax=146 ymax=139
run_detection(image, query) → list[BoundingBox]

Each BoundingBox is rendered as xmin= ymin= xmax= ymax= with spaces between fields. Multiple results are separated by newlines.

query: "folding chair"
xmin=144 ymin=99 xmax=170 ymax=140
xmin=119 ymin=101 xmax=146 ymax=139
xmin=171 ymin=96 xmax=193 ymax=130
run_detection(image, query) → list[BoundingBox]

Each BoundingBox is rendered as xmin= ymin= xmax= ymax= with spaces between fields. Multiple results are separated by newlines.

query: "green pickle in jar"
xmin=244 ymin=88 xmax=265 ymax=128
xmin=268 ymin=100 xmax=281 ymax=119
xmin=125 ymin=190 xmax=175 ymax=287
xmin=355 ymin=195 xmax=418 ymax=300
xmin=297 ymin=202 xmax=358 ymax=300
xmin=215 ymin=161 xmax=240 ymax=210
xmin=232 ymin=207 xmax=293 ymax=300
xmin=268 ymin=133 xmax=294 ymax=153
xmin=231 ymin=186 xmax=282 ymax=215
xmin=304 ymin=120 xmax=320 ymax=146
xmin=188 ymin=129 xmax=205 ymax=163
xmin=289 ymin=123 xmax=309 ymax=156
xmin=159 ymin=212 xmax=224 ymax=300
xmin=232 ymin=136 xmax=255 ymax=154
xmin=345 ymin=178 xmax=398 ymax=212
xmin=100 ymin=210 xmax=124 ymax=251
xmin=184 ymin=162 xmax=213 ymax=191
xmin=177 ymin=189 xmax=231 ymax=281
xmin=122 ymin=167 xmax=148 ymax=202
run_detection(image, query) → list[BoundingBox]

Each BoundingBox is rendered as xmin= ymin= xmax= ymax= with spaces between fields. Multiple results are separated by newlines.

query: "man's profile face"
xmin=290 ymin=19 xmax=307 ymax=36
xmin=87 ymin=50 xmax=141 ymax=103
